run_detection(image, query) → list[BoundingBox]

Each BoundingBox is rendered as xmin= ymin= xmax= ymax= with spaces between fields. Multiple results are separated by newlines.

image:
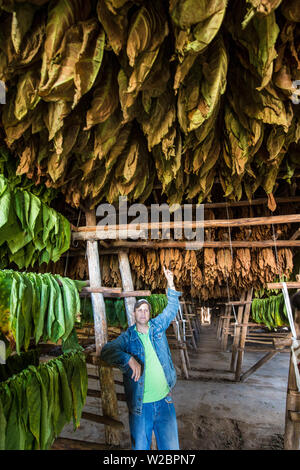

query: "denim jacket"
xmin=100 ymin=288 xmax=182 ymax=415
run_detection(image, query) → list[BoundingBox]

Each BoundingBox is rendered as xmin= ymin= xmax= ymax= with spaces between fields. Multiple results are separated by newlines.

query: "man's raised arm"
xmin=152 ymin=267 xmax=182 ymax=331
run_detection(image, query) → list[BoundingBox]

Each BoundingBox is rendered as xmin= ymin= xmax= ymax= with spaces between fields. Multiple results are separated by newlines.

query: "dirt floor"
xmin=58 ymin=322 xmax=290 ymax=450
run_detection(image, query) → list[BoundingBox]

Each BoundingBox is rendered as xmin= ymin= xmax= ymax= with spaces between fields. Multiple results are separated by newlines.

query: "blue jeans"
xmin=129 ymin=395 xmax=180 ymax=450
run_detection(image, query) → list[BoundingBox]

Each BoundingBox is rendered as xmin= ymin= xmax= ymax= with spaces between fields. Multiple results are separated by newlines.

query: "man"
xmin=100 ymin=266 xmax=182 ymax=450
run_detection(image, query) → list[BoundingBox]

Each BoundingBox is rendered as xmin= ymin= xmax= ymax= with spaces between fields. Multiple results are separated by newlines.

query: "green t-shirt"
xmin=136 ymin=326 xmax=169 ymax=403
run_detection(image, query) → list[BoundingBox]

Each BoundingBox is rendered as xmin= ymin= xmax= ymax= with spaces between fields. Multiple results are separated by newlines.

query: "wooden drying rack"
xmin=217 ymin=288 xmax=292 ymax=383
xmin=55 ymin=201 xmax=300 ymax=450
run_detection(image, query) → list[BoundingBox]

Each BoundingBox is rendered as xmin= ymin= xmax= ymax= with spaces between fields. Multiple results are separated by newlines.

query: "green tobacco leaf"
xmin=0 ymin=395 xmax=6 ymax=450
xmin=54 ymin=275 xmax=77 ymax=342
xmin=0 ymin=179 xmax=11 ymax=229
xmin=51 ymin=277 xmax=64 ymax=343
xmin=55 ymin=359 xmax=73 ymax=422
xmin=26 ymin=367 xmax=41 ymax=448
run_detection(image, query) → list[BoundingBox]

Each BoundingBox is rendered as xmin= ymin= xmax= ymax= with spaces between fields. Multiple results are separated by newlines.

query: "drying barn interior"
xmin=0 ymin=0 xmax=300 ymax=451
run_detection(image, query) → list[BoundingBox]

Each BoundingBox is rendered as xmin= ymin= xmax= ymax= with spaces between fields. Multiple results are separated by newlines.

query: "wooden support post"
xmin=178 ymin=303 xmax=191 ymax=370
xmin=234 ymin=288 xmax=253 ymax=382
xmin=230 ymin=291 xmax=246 ymax=372
xmin=217 ymin=308 xmax=224 ymax=341
xmin=221 ymin=306 xmax=231 ymax=351
xmin=86 ymin=210 xmax=107 ymax=355
xmin=284 ymin=306 xmax=300 ymax=450
xmin=284 ymin=359 xmax=300 ymax=449
xmin=181 ymin=301 xmax=197 ymax=350
xmin=191 ymin=304 xmax=201 ymax=336
xmin=85 ymin=210 xmax=120 ymax=447
xmin=118 ymin=250 xmax=136 ymax=326
xmin=170 ymin=319 xmax=189 ymax=379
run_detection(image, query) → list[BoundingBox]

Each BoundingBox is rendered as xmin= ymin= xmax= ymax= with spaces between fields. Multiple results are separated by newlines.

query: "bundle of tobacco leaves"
xmin=0 ymin=0 xmax=299 ymax=208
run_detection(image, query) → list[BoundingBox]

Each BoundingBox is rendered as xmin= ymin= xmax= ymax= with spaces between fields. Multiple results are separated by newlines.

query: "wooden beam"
xmin=85 ymin=210 xmax=108 ymax=355
xmin=201 ymin=196 xmax=300 ymax=209
xmin=97 ymin=196 xmax=300 ymax=214
xmin=273 ymin=335 xmax=293 ymax=349
xmin=240 ymin=350 xmax=279 ymax=382
xmin=230 ymin=291 xmax=246 ymax=372
xmin=73 ymin=214 xmax=300 ymax=235
xmin=118 ymin=251 xmax=136 ymax=327
xmin=71 ymin=237 xmax=300 ymax=249
xmin=80 ymin=289 xmax=151 ymax=297
xmin=87 ymin=374 xmax=124 ymax=389
xmin=224 ymin=301 xmax=252 ymax=306
xmin=99 ymin=248 xmax=129 ymax=255
xmin=291 ymin=228 xmax=300 ymax=240
xmin=81 ymin=286 xmax=122 ymax=294
xmin=51 ymin=437 xmax=122 ymax=451
xmin=267 ymin=282 xmax=300 ymax=289
xmin=87 ymin=388 xmax=126 ymax=402
xmin=81 ymin=411 xmax=124 ymax=430
xmin=85 ymin=210 xmax=120 ymax=447
xmin=234 ymin=289 xmax=253 ymax=381
xmin=221 ymin=305 xmax=231 ymax=351
xmin=284 ymin=307 xmax=300 ymax=450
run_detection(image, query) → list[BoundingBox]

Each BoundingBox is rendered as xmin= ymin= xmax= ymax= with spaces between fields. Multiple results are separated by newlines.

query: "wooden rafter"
xmin=71 ymin=239 xmax=300 ymax=248
xmin=73 ymin=213 xmax=300 ymax=235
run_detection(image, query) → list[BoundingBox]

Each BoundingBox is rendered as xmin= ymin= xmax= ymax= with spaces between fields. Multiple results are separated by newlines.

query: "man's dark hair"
xmin=134 ymin=299 xmax=151 ymax=313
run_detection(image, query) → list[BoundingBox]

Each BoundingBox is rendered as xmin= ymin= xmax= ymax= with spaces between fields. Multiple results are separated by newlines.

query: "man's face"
xmin=134 ymin=303 xmax=150 ymax=326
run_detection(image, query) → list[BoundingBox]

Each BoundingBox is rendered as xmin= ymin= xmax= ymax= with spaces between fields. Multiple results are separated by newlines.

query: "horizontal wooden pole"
xmin=113 ymin=196 xmax=300 ymax=212
xmin=81 ymin=286 xmax=122 ymax=294
xmin=51 ymin=437 xmax=122 ymax=451
xmin=273 ymin=336 xmax=292 ymax=349
xmin=80 ymin=289 xmax=151 ymax=298
xmin=71 ymin=237 xmax=300 ymax=248
xmin=87 ymin=388 xmax=126 ymax=402
xmin=81 ymin=411 xmax=124 ymax=430
xmin=87 ymin=374 xmax=124 ymax=388
xmin=244 ymin=339 xmax=273 ymax=344
xmin=201 ymin=196 xmax=300 ymax=209
xmin=73 ymin=214 xmax=300 ymax=234
xmin=267 ymin=282 xmax=300 ymax=289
